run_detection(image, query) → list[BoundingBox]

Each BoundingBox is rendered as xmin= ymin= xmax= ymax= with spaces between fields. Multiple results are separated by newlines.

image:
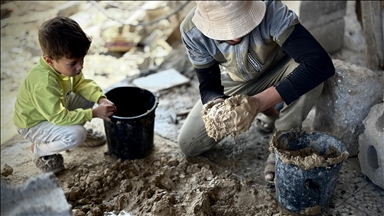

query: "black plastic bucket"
xmin=103 ymin=86 xmax=158 ymax=160
xmin=270 ymin=129 xmax=349 ymax=215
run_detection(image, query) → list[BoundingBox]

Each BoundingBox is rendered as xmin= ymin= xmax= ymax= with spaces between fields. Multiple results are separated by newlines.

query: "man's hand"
xmin=92 ymin=102 xmax=117 ymax=122
xmin=202 ymin=95 xmax=259 ymax=141
xmin=213 ymin=97 xmax=225 ymax=104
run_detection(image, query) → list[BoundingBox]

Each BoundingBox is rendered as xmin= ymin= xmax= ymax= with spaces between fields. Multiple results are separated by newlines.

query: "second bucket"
xmin=103 ymin=86 xmax=158 ymax=160
xmin=270 ymin=129 xmax=349 ymax=215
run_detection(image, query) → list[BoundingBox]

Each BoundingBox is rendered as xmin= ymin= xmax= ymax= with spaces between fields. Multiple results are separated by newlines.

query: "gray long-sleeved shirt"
xmin=180 ymin=0 xmax=335 ymax=105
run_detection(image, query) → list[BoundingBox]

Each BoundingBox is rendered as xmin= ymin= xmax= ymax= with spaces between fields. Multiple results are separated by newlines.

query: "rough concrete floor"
xmin=1 ymin=1 xmax=383 ymax=215
xmin=200 ymin=124 xmax=384 ymax=215
xmin=63 ymin=66 xmax=384 ymax=215
xmin=130 ymin=76 xmax=384 ymax=215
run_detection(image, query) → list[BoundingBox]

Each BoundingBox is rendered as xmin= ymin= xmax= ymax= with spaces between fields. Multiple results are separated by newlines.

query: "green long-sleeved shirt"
xmin=13 ymin=57 xmax=106 ymax=128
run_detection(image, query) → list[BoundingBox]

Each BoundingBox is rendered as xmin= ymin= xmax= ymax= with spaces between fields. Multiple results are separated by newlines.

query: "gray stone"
xmin=308 ymin=18 xmax=345 ymax=54
xmin=283 ymin=1 xmax=347 ymax=54
xmin=358 ymin=103 xmax=384 ymax=189
xmin=313 ymin=59 xmax=383 ymax=156
xmin=298 ymin=1 xmax=347 ymax=29
xmin=1 ymin=172 xmax=72 ymax=216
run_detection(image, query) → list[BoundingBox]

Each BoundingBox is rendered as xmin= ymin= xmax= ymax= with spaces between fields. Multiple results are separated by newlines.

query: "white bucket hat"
xmin=192 ymin=1 xmax=267 ymax=41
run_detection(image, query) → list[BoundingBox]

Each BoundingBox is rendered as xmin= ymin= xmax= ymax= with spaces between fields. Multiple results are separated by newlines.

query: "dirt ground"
xmin=2 ymin=127 xmax=283 ymax=216
xmin=1 ymin=1 xmax=376 ymax=216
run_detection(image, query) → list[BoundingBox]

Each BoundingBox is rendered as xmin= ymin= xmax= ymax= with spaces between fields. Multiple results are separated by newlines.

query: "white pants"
xmin=17 ymin=93 xmax=94 ymax=157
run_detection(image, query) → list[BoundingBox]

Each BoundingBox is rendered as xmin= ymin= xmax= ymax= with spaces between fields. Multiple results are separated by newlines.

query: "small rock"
xmin=120 ymin=179 xmax=132 ymax=192
xmin=77 ymin=198 xmax=91 ymax=205
xmin=117 ymin=173 xmax=124 ymax=179
xmin=103 ymin=168 xmax=111 ymax=176
xmin=90 ymin=206 xmax=102 ymax=215
xmin=90 ymin=181 xmax=101 ymax=190
xmin=86 ymin=171 xmax=99 ymax=185
xmin=106 ymin=175 xmax=112 ymax=184
xmin=85 ymin=211 xmax=94 ymax=216
xmin=103 ymin=186 xmax=110 ymax=193
xmin=167 ymin=159 xmax=179 ymax=167
xmin=80 ymin=205 xmax=91 ymax=213
xmin=66 ymin=187 xmax=82 ymax=201
xmin=72 ymin=209 xmax=85 ymax=216
xmin=1 ymin=164 xmax=13 ymax=177
xmin=66 ymin=176 xmax=75 ymax=188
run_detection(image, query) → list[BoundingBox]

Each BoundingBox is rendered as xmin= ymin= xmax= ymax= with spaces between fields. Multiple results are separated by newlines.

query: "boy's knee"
xmin=64 ymin=126 xmax=87 ymax=147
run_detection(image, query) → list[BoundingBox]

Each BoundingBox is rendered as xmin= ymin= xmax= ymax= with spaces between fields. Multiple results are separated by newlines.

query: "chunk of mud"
xmin=202 ymin=95 xmax=259 ymax=141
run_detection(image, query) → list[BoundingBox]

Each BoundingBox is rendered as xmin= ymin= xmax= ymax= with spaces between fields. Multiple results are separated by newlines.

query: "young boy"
xmin=13 ymin=16 xmax=117 ymax=174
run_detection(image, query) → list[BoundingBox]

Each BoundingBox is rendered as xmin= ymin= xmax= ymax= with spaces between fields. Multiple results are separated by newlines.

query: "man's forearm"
xmin=195 ymin=63 xmax=227 ymax=104
xmin=277 ymin=23 xmax=335 ymax=105
xmin=251 ymin=86 xmax=283 ymax=113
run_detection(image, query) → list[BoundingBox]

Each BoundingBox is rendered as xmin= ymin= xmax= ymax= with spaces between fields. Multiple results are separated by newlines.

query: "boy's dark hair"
xmin=38 ymin=16 xmax=92 ymax=60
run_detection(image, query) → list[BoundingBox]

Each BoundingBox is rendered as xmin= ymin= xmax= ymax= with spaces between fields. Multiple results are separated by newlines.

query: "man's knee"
xmin=178 ymin=136 xmax=200 ymax=157
xmin=178 ymin=133 xmax=218 ymax=157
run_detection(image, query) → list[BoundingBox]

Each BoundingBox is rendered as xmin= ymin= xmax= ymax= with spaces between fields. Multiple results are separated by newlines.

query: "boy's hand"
xmin=98 ymin=97 xmax=117 ymax=113
xmin=92 ymin=102 xmax=117 ymax=122
xmin=98 ymin=97 xmax=117 ymax=108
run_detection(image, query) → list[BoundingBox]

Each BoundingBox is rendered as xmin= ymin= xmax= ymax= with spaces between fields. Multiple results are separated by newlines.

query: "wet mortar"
xmin=59 ymin=136 xmax=282 ymax=216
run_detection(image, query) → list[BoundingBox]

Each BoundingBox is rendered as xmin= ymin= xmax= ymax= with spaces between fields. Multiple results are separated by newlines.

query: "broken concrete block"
xmin=1 ymin=173 xmax=72 ymax=216
xmin=313 ymin=59 xmax=383 ymax=156
xmin=133 ymin=68 xmax=190 ymax=92
xmin=358 ymin=102 xmax=384 ymax=189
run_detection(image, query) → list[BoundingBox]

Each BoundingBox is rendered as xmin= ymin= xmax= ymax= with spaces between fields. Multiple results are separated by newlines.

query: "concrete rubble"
xmin=1 ymin=172 xmax=72 ymax=216
xmin=358 ymin=102 xmax=384 ymax=189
